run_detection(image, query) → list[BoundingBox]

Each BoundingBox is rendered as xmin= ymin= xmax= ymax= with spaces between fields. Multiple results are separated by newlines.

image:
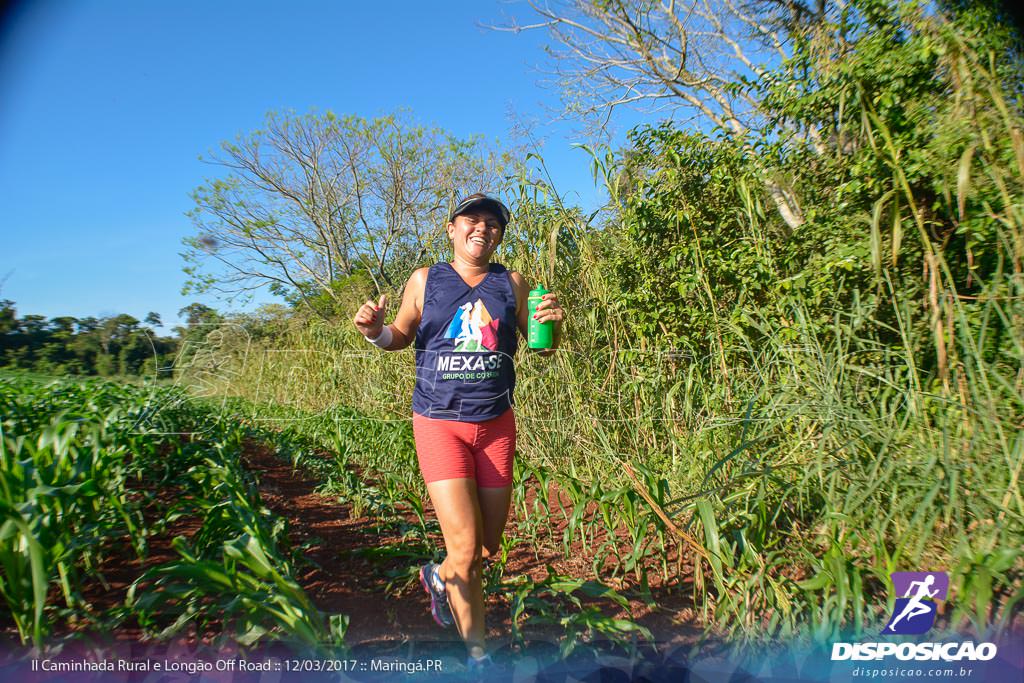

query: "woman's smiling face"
xmin=448 ymin=211 xmax=503 ymax=261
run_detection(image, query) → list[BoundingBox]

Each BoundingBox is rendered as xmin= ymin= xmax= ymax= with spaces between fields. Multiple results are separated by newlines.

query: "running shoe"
xmin=419 ymin=562 xmax=454 ymax=628
xmin=465 ymin=653 xmax=493 ymax=676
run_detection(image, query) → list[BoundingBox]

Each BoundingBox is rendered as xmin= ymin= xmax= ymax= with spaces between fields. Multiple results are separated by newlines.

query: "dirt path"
xmin=238 ymin=441 xmax=702 ymax=651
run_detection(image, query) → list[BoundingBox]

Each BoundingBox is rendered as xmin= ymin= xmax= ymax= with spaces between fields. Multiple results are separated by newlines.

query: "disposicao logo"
xmin=885 ymin=571 xmax=948 ymax=635
xmin=831 ymin=570 xmax=998 ymax=662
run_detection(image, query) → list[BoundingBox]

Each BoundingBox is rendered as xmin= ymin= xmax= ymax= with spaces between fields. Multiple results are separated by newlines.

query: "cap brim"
xmin=450 ymin=197 xmax=511 ymax=227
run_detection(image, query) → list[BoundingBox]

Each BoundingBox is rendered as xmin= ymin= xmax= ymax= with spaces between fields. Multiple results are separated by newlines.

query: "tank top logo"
xmin=445 ymin=298 xmax=500 ymax=352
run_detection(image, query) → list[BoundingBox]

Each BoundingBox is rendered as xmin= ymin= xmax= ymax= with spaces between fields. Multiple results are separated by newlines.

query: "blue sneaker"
xmin=419 ymin=562 xmax=454 ymax=628
xmin=465 ymin=653 xmax=493 ymax=676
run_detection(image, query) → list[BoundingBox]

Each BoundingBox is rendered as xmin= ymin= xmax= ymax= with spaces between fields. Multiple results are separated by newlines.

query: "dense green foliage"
xmin=610 ymin=0 xmax=1024 ymax=371
xmin=0 ymin=375 xmax=345 ymax=648
xmin=0 ymin=301 xmax=241 ymax=380
xmin=0 ymin=301 xmax=177 ymax=377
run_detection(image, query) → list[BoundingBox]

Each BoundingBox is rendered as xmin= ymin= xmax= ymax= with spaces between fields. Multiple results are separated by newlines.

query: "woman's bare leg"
xmin=426 ymin=478 xmax=486 ymax=658
xmin=478 ymin=485 xmax=513 ymax=560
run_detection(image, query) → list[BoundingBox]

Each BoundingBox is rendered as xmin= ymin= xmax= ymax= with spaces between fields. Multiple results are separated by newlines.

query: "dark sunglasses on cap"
xmin=450 ymin=195 xmax=511 ymax=228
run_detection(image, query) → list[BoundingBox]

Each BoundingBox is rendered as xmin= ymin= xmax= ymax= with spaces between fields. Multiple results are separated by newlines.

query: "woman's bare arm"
xmin=379 ymin=267 xmax=428 ymax=351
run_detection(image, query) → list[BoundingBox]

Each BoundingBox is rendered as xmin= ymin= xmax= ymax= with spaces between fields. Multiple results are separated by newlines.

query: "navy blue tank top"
xmin=411 ymin=262 xmax=518 ymax=421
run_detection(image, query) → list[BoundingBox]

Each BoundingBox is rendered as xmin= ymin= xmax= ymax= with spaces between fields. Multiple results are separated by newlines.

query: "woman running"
xmin=351 ymin=193 xmax=564 ymax=671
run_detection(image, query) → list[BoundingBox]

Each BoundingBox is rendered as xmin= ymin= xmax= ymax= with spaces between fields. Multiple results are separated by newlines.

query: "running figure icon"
xmin=887 ymin=574 xmax=940 ymax=632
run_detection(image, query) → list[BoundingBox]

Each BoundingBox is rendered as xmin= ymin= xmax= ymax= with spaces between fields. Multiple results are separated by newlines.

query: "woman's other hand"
xmin=532 ymin=292 xmax=564 ymax=325
xmin=533 ymin=292 xmax=564 ymax=356
xmin=354 ymin=294 xmax=388 ymax=338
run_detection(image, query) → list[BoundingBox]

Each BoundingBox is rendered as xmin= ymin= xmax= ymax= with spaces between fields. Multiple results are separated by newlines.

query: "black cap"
xmin=449 ymin=194 xmax=511 ymax=228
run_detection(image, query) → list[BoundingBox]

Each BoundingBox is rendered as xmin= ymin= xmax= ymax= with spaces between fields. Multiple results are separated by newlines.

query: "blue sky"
xmin=0 ymin=0 xmax=642 ymax=331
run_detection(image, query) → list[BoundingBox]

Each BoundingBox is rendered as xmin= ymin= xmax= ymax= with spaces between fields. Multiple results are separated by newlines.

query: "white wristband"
xmin=364 ymin=325 xmax=393 ymax=349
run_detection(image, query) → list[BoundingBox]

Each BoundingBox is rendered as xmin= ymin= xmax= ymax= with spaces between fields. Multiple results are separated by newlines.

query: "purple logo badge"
xmin=884 ymin=572 xmax=949 ymax=635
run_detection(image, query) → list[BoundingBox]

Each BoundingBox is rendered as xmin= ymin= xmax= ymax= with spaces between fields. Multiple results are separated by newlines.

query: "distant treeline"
xmin=0 ymin=300 xmax=223 ymax=377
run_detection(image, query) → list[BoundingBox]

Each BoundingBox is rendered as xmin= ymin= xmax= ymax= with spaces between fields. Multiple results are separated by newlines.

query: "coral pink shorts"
xmin=411 ymin=408 xmax=516 ymax=488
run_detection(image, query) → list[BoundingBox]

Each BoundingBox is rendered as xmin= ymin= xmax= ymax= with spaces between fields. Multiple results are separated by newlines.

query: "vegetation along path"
xmin=0 ymin=374 xmax=697 ymax=666
xmin=235 ymin=438 xmax=700 ymax=652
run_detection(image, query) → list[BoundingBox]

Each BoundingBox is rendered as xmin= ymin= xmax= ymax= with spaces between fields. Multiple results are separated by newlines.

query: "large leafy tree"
xmin=183 ymin=110 xmax=514 ymax=317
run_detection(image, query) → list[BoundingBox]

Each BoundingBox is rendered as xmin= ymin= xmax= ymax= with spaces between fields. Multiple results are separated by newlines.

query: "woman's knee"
xmin=445 ymin=541 xmax=483 ymax=579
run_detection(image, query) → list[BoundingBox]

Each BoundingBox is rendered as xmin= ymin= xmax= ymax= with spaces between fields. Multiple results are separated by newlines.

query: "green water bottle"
xmin=528 ymin=284 xmax=554 ymax=349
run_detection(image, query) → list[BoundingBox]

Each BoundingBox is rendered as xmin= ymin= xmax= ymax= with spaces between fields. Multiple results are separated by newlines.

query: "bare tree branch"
xmin=489 ymin=0 xmax=846 ymax=229
xmin=184 ymin=110 xmax=511 ymax=316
